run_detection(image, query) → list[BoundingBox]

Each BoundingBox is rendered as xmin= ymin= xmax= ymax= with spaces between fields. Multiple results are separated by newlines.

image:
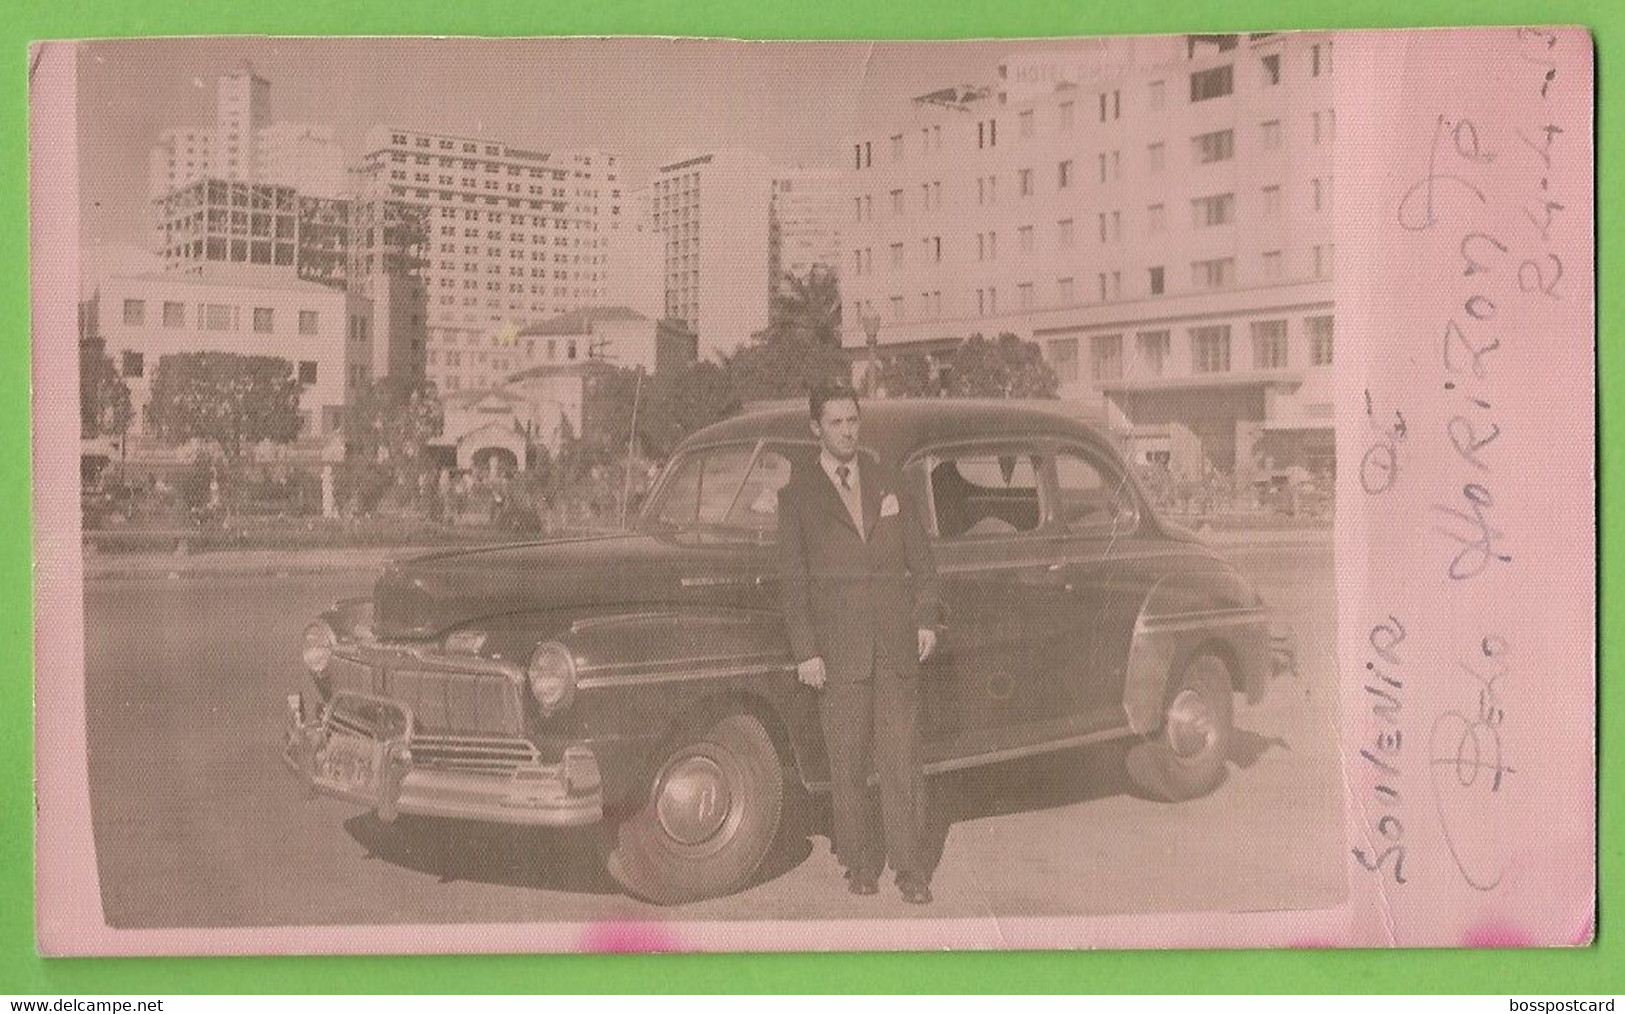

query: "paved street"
xmin=82 ymin=540 xmax=1344 ymax=929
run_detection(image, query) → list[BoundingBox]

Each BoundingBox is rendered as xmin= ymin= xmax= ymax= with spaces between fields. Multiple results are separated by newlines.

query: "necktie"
xmin=836 ymin=464 xmax=851 ymax=490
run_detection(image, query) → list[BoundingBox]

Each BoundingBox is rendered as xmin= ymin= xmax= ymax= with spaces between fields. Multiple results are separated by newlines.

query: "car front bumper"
xmin=283 ymin=691 xmax=604 ymax=828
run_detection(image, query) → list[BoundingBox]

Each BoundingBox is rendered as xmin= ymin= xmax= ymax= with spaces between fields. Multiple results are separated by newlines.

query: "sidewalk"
xmin=79 ymin=525 xmax=1332 ymax=580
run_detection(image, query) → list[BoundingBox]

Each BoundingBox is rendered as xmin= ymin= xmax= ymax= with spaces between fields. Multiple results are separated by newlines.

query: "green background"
xmin=3 ymin=0 xmax=1616 ymax=994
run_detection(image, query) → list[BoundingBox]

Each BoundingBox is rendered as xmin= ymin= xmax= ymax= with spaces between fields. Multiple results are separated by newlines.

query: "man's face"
xmin=812 ymin=397 xmax=861 ymax=462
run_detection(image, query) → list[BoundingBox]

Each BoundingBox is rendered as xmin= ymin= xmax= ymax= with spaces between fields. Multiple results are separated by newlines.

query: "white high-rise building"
xmin=652 ymin=150 xmax=775 ymax=359
xmin=356 ymin=125 xmax=625 ymax=393
xmin=842 ymin=32 xmax=1338 ymax=478
xmin=147 ymin=64 xmax=348 ymax=208
xmin=769 ymin=165 xmax=845 ymax=291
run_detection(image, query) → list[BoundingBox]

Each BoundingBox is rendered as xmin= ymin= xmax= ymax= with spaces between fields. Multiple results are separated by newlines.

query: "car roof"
xmin=676 ymin=398 xmax=1114 ymax=467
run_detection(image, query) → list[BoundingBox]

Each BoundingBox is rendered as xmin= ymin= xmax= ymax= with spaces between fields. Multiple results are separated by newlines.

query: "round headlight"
xmin=527 ymin=641 xmax=577 ymax=715
xmin=302 ymin=620 xmax=336 ymax=674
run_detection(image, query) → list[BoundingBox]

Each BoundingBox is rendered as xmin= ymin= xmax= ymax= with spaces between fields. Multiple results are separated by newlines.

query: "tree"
xmin=342 ymin=375 xmax=444 ymax=510
xmin=641 ymin=359 xmax=738 ymax=457
xmin=939 ymin=333 xmax=1059 ymax=398
xmin=769 ymin=264 xmax=842 ymax=346
xmin=869 ymin=333 xmax=1059 ymax=400
xmin=79 ymin=339 xmax=132 ymax=441
xmin=147 ymin=351 xmax=303 ymax=463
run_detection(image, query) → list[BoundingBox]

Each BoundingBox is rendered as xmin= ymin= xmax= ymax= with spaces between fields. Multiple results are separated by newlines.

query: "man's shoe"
xmin=846 ymin=869 xmax=879 ymax=896
xmin=898 ymin=877 xmax=933 ymax=905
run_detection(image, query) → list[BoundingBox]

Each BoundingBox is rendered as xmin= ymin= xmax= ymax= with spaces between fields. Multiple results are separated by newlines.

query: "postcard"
xmin=30 ymin=27 xmax=1594 ymax=953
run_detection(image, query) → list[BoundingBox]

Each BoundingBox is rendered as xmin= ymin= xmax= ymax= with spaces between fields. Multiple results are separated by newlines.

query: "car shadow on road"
xmin=341 ymin=724 xmax=1292 ymax=897
xmin=343 ymin=813 xmax=622 ymax=894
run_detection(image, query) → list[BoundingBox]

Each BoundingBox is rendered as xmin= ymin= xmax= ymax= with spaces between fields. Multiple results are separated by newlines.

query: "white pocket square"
xmin=880 ymin=493 xmax=900 ymax=517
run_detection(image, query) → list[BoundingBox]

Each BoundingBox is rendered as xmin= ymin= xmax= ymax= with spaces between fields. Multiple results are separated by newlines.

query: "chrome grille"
xmin=382 ymin=668 xmax=524 ymax=735
xmin=411 ymin=734 xmax=543 ymax=775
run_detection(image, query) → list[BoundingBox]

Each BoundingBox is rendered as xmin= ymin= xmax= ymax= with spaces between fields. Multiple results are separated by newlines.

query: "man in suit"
xmin=776 ymin=381 xmax=941 ymax=904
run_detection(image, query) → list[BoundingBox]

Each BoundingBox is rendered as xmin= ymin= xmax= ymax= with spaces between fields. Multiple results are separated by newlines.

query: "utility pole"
xmin=619 ymin=367 xmax=644 ymax=529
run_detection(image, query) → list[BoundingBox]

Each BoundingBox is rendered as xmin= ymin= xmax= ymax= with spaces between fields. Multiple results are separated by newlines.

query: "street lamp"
xmin=860 ymin=310 xmax=882 ymax=396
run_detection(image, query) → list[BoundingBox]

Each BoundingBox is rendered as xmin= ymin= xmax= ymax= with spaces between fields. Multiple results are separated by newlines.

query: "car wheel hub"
xmin=1166 ymin=688 xmax=1217 ymax=761
xmin=655 ymin=755 xmax=733 ymax=846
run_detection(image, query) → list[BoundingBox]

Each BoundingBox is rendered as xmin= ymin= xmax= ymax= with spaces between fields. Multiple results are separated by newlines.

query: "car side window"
xmin=722 ymin=445 xmax=794 ymax=536
xmin=648 ymin=443 xmax=757 ymax=529
xmin=927 ymin=450 xmax=1045 ymax=539
xmin=1054 ymin=449 xmax=1139 ymax=534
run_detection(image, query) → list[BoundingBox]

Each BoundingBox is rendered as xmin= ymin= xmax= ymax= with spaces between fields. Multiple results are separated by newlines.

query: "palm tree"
xmin=769 ymin=264 xmax=842 ymax=347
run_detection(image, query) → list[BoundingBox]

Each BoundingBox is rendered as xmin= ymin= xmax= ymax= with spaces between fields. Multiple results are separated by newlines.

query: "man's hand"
xmin=796 ymin=656 xmax=827 ymax=689
xmin=917 ymin=628 xmax=938 ymax=663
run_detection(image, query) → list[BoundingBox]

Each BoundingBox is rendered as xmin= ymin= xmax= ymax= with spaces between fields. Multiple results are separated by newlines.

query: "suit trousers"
xmin=818 ymin=655 xmax=927 ymax=882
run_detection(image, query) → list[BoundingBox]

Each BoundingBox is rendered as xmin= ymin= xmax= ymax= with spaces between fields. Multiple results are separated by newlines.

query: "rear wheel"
xmin=1127 ymin=653 xmax=1234 ymax=801
xmin=605 ymin=712 xmax=784 ymax=905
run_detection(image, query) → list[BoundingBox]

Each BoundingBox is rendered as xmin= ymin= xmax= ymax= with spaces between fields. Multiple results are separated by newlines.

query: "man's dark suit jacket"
xmin=776 ymin=452 xmax=941 ymax=683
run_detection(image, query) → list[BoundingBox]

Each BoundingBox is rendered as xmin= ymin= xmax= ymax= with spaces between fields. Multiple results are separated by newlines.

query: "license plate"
xmin=313 ymin=732 xmax=387 ymax=802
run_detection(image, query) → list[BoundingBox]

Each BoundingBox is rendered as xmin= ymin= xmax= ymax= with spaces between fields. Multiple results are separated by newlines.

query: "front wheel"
xmin=1127 ymin=653 xmax=1235 ymax=801
xmin=604 ymin=712 xmax=784 ymax=905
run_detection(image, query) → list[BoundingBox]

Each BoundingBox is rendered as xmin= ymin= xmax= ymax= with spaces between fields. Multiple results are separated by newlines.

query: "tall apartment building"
xmin=652 ymin=150 xmax=775 ymax=359
xmin=356 ymin=125 xmax=623 ymax=393
xmin=841 ymin=33 xmax=1338 ymax=477
xmin=769 ymin=165 xmax=845 ymax=293
xmin=147 ymin=64 xmax=347 ymax=207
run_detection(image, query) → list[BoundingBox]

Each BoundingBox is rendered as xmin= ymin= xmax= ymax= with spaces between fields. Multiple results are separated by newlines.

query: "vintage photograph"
xmin=58 ymin=30 xmax=1370 ymax=943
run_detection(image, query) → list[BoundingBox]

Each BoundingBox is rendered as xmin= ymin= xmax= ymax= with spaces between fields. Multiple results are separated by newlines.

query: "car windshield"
xmin=640 ymin=442 xmax=796 ymax=541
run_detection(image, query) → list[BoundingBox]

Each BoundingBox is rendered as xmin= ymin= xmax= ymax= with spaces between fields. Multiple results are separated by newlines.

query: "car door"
xmin=906 ymin=442 xmax=1077 ymax=761
xmin=1042 ymin=442 xmax=1149 ymax=732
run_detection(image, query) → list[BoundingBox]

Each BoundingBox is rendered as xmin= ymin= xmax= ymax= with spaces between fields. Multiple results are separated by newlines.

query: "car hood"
xmin=372 ymin=530 xmax=762 ymax=640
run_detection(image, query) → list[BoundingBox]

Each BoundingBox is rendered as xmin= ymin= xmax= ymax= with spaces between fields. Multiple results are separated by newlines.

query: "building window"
xmin=1057 ymin=276 xmax=1076 ymax=305
xmin=1313 ymin=109 xmax=1337 ymax=145
xmin=202 ymin=304 xmax=233 ymax=331
xmin=1147 ymin=80 xmax=1167 ymax=111
xmin=1147 ymin=203 xmax=1166 ymax=234
xmin=1019 ymin=168 xmax=1034 ymax=197
xmin=1261 ymin=119 xmax=1283 ymax=150
xmin=1098 ymin=90 xmax=1120 ymax=121
xmin=1262 ymin=249 xmax=1284 ymax=279
xmin=298 ymin=360 xmax=318 ymax=384
xmin=1307 ymin=315 xmax=1335 ymax=364
xmin=1091 ymin=335 xmax=1123 ymax=382
xmin=1018 ymin=225 xmax=1035 ymax=252
xmin=1047 ymin=338 xmax=1080 ymax=383
xmin=1097 ymin=150 xmax=1121 ymax=182
xmin=299 ymin=310 xmax=319 ymax=335
xmin=1313 ymin=176 xmax=1332 ymax=211
xmin=889 ymin=189 xmax=905 ymax=216
xmin=1192 ymin=257 xmax=1236 ymax=290
xmin=1192 ymin=192 xmax=1236 ymax=227
xmin=120 ymin=351 xmax=144 ymax=378
xmin=1019 ymin=110 xmax=1035 ymax=138
xmin=890 ymin=242 xmax=904 ymax=269
xmin=1149 ymin=265 xmax=1165 ymax=295
xmin=890 ymin=134 xmax=904 ymax=161
xmin=162 ymin=302 xmax=185 ymax=328
xmin=1314 ymin=243 xmax=1336 ymax=278
xmin=1262 ymin=184 xmax=1284 ymax=216
xmin=252 ymin=307 xmax=274 ymax=333
xmin=1252 ymin=320 xmax=1288 ymax=368
xmin=122 ymin=299 xmax=144 ymax=326
xmin=1058 ymin=159 xmax=1073 ymax=188
xmin=1147 ymin=142 xmax=1166 ymax=172
xmin=1057 ymin=218 xmax=1075 ymax=248
xmin=1059 ymin=101 xmax=1075 ymax=129
xmin=890 ymin=295 xmax=905 ymax=321
xmin=1018 ymin=282 xmax=1035 ymax=311
xmin=1190 ymin=64 xmax=1234 ymax=102
xmin=1260 ymin=53 xmax=1282 ymax=86
xmin=1136 ymin=330 xmax=1170 ymax=376
xmin=1191 ymin=325 xmax=1232 ymax=372
xmin=1312 ymin=41 xmax=1333 ymax=77
xmin=1192 ymin=128 xmax=1235 ymax=164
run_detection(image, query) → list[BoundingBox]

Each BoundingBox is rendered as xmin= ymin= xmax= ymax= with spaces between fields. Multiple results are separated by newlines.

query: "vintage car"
xmin=286 ymin=399 xmax=1289 ymax=904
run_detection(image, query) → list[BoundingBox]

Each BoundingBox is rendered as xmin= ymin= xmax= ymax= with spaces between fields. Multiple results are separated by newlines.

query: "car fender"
xmin=1121 ymin=569 xmax=1273 ymax=735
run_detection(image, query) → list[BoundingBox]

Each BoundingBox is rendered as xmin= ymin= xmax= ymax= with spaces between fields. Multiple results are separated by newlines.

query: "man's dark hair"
xmin=808 ymin=379 xmax=860 ymax=422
